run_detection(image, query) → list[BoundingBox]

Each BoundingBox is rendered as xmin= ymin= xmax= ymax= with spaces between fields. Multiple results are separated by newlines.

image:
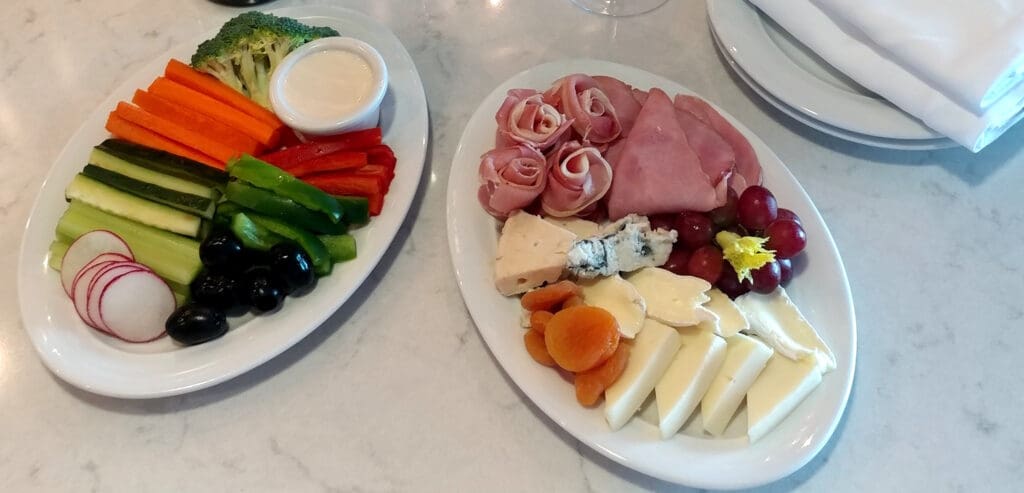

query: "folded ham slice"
xmin=542 ymin=141 xmax=613 ymax=217
xmin=478 ymin=145 xmax=548 ymax=219
xmin=674 ymin=106 xmax=735 ymax=194
xmin=594 ymin=76 xmax=643 ymax=137
xmin=674 ymin=95 xmax=761 ymax=193
xmin=544 ymin=74 xmax=622 ymax=144
xmin=605 ymin=88 xmax=727 ymax=219
xmin=495 ymin=89 xmax=574 ymax=151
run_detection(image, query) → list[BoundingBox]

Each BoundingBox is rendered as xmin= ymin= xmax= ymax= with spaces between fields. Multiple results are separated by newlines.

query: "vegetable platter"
xmin=17 ymin=6 xmax=427 ymax=398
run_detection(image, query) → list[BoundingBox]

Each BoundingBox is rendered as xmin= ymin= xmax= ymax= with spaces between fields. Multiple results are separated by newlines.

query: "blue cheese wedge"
xmin=655 ymin=327 xmax=727 ymax=438
xmin=566 ymin=214 xmax=676 ymax=278
xmin=735 ymin=288 xmax=836 ymax=373
xmin=701 ymin=333 xmax=773 ymax=436
xmin=746 ymin=354 xmax=822 ymax=443
xmin=604 ymin=319 xmax=682 ymax=431
xmin=494 ymin=211 xmax=576 ymax=296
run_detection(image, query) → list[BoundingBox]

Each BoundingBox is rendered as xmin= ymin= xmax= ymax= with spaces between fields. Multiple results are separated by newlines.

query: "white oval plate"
xmin=17 ymin=6 xmax=428 ymax=399
xmin=708 ymin=0 xmax=950 ymax=143
xmin=709 ymin=25 xmax=957 ymax=151
xmin=446 ymin=60 xmax=856 ymax=490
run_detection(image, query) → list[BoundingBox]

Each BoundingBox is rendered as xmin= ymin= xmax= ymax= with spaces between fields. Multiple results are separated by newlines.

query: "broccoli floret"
xmin=191 ymin=12 xmax=339 ymax=108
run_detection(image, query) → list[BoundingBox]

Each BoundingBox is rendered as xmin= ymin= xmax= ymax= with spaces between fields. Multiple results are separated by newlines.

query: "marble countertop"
xmin=3 ymin=0 xmax=1023 ymax=491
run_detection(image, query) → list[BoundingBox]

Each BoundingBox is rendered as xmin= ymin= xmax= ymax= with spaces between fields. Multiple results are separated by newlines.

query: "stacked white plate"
xmin=708 ymin=0 xmax=958 ymax=150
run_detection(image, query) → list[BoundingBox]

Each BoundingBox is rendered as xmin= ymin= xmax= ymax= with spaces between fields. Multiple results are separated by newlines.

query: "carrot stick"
xmin=105 ymin=112 xmax=221 ymax=168
xmin=163 ymin=59 xmax=284 ymax=128
xmin=132 ymin=89 xmax=262 ymax=155
xmin=114 ymin=102 xmax=241 ymax=164
xmin=148 ymin=77 xmax=280 ymax=148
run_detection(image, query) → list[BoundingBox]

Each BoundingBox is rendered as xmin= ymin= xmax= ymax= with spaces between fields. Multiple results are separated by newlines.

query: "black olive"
xmin=166 ymin=304 xmax=228 ymax=345
xmin=242 ymin=267 xmax=284 ymax=312
xmin=269 ymin=244 xmax=315 ymax=293
xmin=190 ymin=270 xmax=238 ymax=310
xmin=200 ymin=231 xmax=246 ymax=272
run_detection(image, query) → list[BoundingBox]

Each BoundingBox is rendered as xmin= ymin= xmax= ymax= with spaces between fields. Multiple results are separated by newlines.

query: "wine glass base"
xmin=571 ymin=0 xmax=668 ymax=16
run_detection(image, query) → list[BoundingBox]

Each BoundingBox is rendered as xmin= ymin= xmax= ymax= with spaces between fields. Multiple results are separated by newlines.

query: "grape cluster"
xmin=654 ymin=186 xmax=807 ymax=298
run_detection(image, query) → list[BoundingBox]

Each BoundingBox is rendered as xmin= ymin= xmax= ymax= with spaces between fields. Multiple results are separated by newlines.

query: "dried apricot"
xmin=544 ymin=305 xmax=620 ymax=372
xmin=574 ymin=342 xmax=632 ymax=406
xmin=521 ymin=280 xmax=581 ymax=312
xmin=524 ymin=329 xmax=556 ymax=367
xmin=560 ymin=294 xmax=585 ymax=310
xmin=530 ymin=310 xmax=554 ymax=334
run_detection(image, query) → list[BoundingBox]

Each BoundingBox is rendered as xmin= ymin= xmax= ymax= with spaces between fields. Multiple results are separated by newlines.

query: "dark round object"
xmin=750 ymin=261 xmax=782 ymax=294
xmin=687 ymin=245 xmax=724 ymax=284
xmin=778 ymin=258 xmax=794 ymax=285
xmin=166 ymin=304 xmax=228 ymax=345
xmin=663 ymin=248 xmax=691 ymax=276
xmin=190 ymin=270 xmax=238 ymax=310
xmin=269 ymin=244 xmax=315 ymax=293
xmin=675 ymin=211 xmax=715 ymax=249
xmin=738 ymin=186 xmax=778 ymax=231
xmin=764 ymin=220 xmax=807 ymax=259
xmin=242 ymin=267 xmax=285 ymax=312
xmin=717 ymin=262 xmax=752 ymax=299
xmin=199 ymin=231 xmax=246 ymax=272
xmin=776 ymin=208 xmax=802 ymax=226
xmin=707 ymin=188 xmax=739 ymax=229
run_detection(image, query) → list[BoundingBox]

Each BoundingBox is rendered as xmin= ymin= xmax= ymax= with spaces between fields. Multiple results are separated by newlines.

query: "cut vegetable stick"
xmin=105 ymin=112 xmax=221 ymax=168
xmin=366 ymin=145 xmax=396 ymax=168
xmin=132 ymin=89 xmax=262 ymax=155
xmin=284 ymin=152 xmax=368 ymax=177
xmin=113 ymin=102 xmax=240 ymax=164
xmin=303 ymin=173 xmax=384 ymax=216
xmin=149 ymin=77 xmax=280 ymax=148
xmin=164 ymin=59 xmax=284 ymax=128
xmin=351 ymin=165 xmax=391 ymax=193
xmin=259 ymin=128 xmax=382 ymax=166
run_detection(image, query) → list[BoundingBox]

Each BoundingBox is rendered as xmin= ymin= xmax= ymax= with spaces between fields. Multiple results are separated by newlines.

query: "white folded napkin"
xmin=813 ymin=0 xmax=1024 ymax=111
xmin=751 ymin=0 xmax=1024 ymax=152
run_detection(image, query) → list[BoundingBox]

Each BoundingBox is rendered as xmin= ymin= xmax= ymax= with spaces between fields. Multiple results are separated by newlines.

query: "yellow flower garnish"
xmin=716 ymin=231 xmax=776 ymax=283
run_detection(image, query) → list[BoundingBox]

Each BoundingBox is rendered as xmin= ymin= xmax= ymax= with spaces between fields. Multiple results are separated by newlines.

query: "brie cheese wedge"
xmin=626 ymin=268 xmax=716 ymax=327
xmin=579 ymin=275 xmax=646 ymax=338
xmin=697 ymin=288 xmax=749 ymax=338
xmin=735 ymin=288 xmax=836 ymax=373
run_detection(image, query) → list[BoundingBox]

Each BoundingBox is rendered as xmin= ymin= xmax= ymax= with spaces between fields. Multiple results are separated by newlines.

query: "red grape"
xmin=707 ymin=188 xmax=739 ymax=229
xmin=649 ymin=213 xmax=676 ymax=232
xmin=750 ymin=261 xmax=781 ymax=294
xmin=687 ymin=245 xmax=723 ymax=284
xmin=717 ymin=262 xmax=751 ymax=299
xmin=663 ymin=248 xmax=691 ymax=276
xmin=764 ymin=220 xmax=807 ymax=259
xmin=776 ymin=208 xmax=802 ymax=226
xmin=778 ymin=257 xmax=793 ymax=285
xmin=675 ymin=211 xmax=715 ymax=248
xmin=738 ymin=186 xmax=778 ymax=231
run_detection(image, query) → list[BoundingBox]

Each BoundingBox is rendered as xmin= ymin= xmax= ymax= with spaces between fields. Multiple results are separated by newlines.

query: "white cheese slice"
xmin=544 ymin=216 xmax=601 ymax=238
xmin=494 ymin=211 xmax=577 ymax=296
xmin=626 ymin=268 xmax=716 ymax=327
xmin=579 ymin=275 xmax=646 ymax=338
xmin=701 ymin=333 xmax=773 ymax=436
xmin=655 ymin=327 xmax=727 ymax=438
xmin=747 ymin=354 xmax=822 ymax=443
xmin=735 ymin=288 xmax=836 ymax=373
xmin=697 ymin=288 xmax=749 ymax=338
xmin=604 ymin=319 xmax=682 ymax=431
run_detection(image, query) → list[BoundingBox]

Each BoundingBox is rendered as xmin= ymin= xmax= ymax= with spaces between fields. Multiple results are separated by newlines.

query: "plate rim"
xmin=707 ymin=0 xmax=944 ymax=141
xmin=446 ymin=59 xmax=857 ymax=489
xmin=16 ymin=5 xmax=429 ymax=399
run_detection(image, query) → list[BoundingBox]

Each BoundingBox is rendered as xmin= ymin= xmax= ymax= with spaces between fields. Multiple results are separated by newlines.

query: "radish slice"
xmin=72 ymin=260 xmax=129 ymax=330
xmin=99 ymin=270 xmax=175 ymax=343
xmin=60 ymin=230 xmax=134 ymax=296
xmin=70 ymin=253 xmax=132 ymax=295
xmin=86 ymin=263 xmax=150 ymax=334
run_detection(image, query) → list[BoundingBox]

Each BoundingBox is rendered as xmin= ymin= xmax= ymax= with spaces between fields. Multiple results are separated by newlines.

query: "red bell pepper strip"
xmin=303 ymin=173 xmax=384 ymax=216
xmin=284 ymin=152 xmax=368 ymax=177
xmin=259 ymin=128 xmax=383 ymax=167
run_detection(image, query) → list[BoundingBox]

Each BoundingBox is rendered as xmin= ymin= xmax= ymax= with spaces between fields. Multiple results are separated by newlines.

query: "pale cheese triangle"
xmin=698 ymin=288 xmax=749 ymax=338
xmin=579 ymin=275 xmax=646 ymax=338
xmin=626 ymin=267 xmax=715 ymax=327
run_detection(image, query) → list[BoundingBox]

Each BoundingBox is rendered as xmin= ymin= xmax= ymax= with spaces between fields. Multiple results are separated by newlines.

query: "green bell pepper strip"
xmin=227 ymin=155 xmax=343 ymax=223
xmin=329 ymin=195 xmax=371 ymax=226
xmin=246 ymin=213 xmax=332 ymax=276
xmin=226 ymin=181 xmax=348 ymax=235
xmin=318 ymin=234 xmax=357 ymax=263
xmin=230 ymin=212 xmax=285 ymax=251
